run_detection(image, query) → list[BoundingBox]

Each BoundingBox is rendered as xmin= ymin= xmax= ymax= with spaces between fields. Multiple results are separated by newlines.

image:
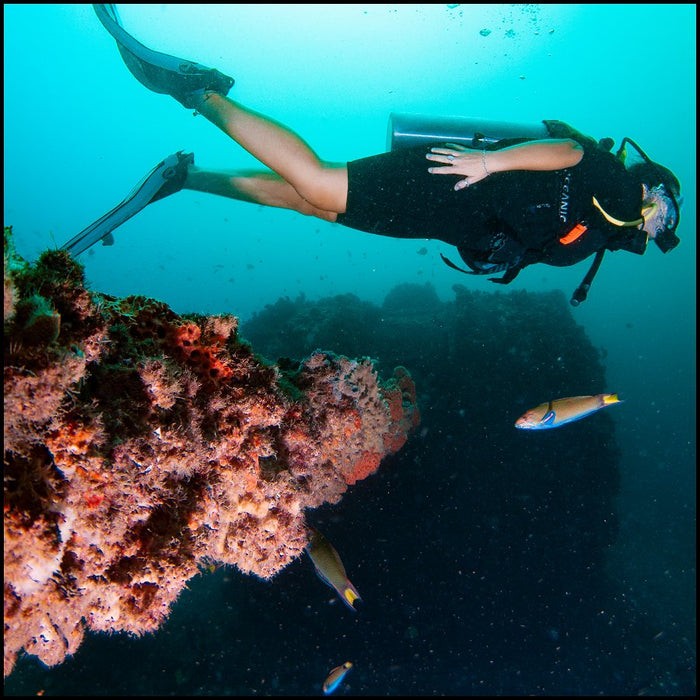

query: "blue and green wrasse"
xmin=515 ymin=393 xmax=622 ymax=430
xmin=306 ymin=528 xmax=361 ymax=611
xmin=322 ymin=662 xmax=353 ymax=695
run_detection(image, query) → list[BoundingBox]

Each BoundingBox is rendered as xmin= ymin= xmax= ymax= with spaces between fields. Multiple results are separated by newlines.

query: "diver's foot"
xmin=61 ymin=151 xmax=195 ymax=256
xmin=94 ymin=4 xmax=234 ymax=109
xmin=149 ymin=151 xmax=194 ymax=202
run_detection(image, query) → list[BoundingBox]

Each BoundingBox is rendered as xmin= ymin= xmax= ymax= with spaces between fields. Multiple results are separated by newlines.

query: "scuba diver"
xmin=63 ymin=4 xmax=682 ymax=306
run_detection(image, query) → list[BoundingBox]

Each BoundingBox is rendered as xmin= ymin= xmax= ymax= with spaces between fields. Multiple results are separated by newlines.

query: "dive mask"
xmin=643 ymin=185 xmax=680 ymax=252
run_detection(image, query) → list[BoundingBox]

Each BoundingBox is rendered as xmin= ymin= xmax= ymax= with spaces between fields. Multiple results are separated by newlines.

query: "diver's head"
xmin=641 ymin=182 xmax=681 ymax=251
xmin=629 ymin=161 xmax=682 ymax=252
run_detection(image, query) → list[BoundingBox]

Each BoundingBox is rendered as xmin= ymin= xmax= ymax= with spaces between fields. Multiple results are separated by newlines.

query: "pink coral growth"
xmin=3 ymin=230 xmax=419 ymax=678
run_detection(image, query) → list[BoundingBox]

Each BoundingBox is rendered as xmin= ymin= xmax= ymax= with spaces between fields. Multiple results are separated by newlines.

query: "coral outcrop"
xmin=3 ymin=227 xmax=419 ymax=677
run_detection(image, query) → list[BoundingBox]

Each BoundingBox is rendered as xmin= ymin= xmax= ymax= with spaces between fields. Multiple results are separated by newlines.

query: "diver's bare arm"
xmin=486 ymin=139 xmax=584 ymax=172
xmin=427 ymin=139 xmax=583 ymax=190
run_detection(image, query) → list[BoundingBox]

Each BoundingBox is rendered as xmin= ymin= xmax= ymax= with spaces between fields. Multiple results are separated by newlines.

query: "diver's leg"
xmin=184 ymin=166 xmax=339 ymax=222
xmin=94 ymin=6 xmax=347 ymax=213
xmin=193 ymin=93 xmax=348 ymax=214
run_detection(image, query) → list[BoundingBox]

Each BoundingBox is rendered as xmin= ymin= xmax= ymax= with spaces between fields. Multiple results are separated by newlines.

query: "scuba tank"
xmin=388 ymin=112 xmax=551 ymax=151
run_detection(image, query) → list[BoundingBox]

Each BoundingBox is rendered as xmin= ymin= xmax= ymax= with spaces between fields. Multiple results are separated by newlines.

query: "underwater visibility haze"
xmin=3 ymin=4 xmax=695 ymax=696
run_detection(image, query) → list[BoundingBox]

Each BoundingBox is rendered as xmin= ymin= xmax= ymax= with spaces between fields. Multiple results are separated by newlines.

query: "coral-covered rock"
xmin=3 ymin=228 xmax=419 ymax=678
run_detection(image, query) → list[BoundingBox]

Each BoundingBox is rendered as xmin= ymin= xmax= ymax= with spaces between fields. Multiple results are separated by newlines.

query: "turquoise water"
xmin=4 ymin=4 xmax=695 ymax=695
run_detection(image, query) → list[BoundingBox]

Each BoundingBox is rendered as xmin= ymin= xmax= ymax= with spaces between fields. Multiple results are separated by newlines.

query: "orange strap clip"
xmin=559 ymin=223 xmax=588 ymax=245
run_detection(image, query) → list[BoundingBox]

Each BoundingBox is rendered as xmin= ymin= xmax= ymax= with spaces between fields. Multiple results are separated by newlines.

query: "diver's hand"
xmin=426 ymin=143 xmax=490 ymax=191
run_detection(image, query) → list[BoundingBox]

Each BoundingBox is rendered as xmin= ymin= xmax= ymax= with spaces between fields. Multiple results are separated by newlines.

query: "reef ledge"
xmin=3 ymin=226 xmax=419 ymax=677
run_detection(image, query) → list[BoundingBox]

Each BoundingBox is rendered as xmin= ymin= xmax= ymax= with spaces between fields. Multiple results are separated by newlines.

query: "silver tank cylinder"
xmin=388 ymin=112 xmax=550 ymax=151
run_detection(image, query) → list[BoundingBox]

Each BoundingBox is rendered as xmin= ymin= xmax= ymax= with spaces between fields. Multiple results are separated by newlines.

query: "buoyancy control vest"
xmin=388 ymin=114 xmax=652 ymax=305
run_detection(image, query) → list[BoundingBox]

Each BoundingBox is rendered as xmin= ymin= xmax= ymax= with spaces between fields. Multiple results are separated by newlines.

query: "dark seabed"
xmin=4 ymin=4 xmax=695 ymax=696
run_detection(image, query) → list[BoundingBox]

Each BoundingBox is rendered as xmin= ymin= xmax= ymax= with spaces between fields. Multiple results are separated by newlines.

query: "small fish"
xmin=322 ymin=661 xmax=353 ymax=695
xmin=515 ymin=393 xmax=622 ymax=430
xmin=306 ymin=528 xmax=361 ymax=611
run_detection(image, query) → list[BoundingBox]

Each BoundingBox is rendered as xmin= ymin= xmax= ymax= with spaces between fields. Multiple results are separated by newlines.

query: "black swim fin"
xmin=60 ymin=151 xmax=194 ymax=256
xmin=93 ymin=4 xmax=234 ymax=108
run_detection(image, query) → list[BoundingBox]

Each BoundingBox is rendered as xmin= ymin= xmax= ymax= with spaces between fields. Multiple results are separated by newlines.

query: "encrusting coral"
xmin=3 ymin=227 xmax=419 ymax=677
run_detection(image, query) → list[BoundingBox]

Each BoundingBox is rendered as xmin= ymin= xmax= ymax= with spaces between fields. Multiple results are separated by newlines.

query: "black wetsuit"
xmin=336 ymin=139 xmax=647 ymax=278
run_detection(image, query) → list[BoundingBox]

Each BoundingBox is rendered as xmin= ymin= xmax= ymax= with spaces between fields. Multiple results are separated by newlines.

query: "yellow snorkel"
xmin=591 ymin=195 xmax=646 ymax=228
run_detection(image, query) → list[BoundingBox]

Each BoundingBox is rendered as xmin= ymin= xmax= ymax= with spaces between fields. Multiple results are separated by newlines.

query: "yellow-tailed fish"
xmin=515 ymin=393 xmax=622 ymax=430
xmin=322 ymin=662 xmax=353 ymax=695
xmin=306 ymin=528 xmax=361 ymax=611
